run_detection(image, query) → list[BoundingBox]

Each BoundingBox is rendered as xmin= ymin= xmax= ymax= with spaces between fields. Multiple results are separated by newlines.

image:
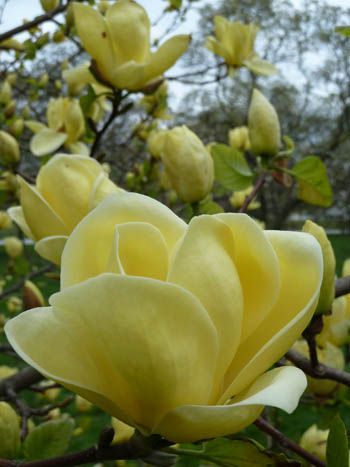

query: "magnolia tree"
xmin=0 ymin=1 xmax=349 ymax=466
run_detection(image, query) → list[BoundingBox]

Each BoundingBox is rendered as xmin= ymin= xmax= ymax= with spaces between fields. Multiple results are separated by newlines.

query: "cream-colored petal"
xmin=168 ymin=215 xmax=243 ymax=394
xmin=19 ymin=178 xmax=69 ymax=240
xmin=105 ymin=0 xmax=150 ymax=65
xmin=30 ymin=129 xmax=67 ymax=157
xmin=24 ymin=120 xmax=46 ymax=134
xmin=145 ymin=35 xmax=191 ymax=81
xmin=64 ymin=100 xmax=85 ymax=143
xmin=244 ymin=58 xmax=277 ymax=76
xmin=88 ymin=173 xmax=122 ymax=211
xmin=73 ymin=3 xmax=115 ymax=82
xmin=5 ymin=274 xmax=218 ymax=432
xmin=36 ymin=154 xmax=102 ymax=231
xmin=205 ymin=36 xmax=231 ymax=63
xmin=116 ymin=222 xmax=168 ymax=281
xmin=61 ymin=192 xmax=186 ymax=288
xmin=35 ymin=236 xmax=67 ymax=265
xmin=215 ymin=213 xmax=280 ymax=342
xmin=220 ymin=231 xmax=322 ymax=402
xmin=65 ymin=141 xmax=89 ymax=156
xmin=154 ymin=366 xmax=306 ymax=443
xmin=8 ymin=206 xmax=33 ymax=239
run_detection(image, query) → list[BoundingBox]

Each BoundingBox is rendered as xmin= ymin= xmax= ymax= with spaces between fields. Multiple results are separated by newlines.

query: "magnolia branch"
xmin=0 ymin=1 xmax=71 ymax=43
xmin=254 ymin=417 xmax=326 ymax=467
xmin=239 ymin=173 xmax=267 ymax=213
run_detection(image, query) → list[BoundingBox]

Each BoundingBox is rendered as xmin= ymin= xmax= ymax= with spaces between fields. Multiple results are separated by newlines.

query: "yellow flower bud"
xmin=147 ymin=130 xmax=167 ymax=159
xmin=0 ymin=81 xmax=12 ymax=104
xmin=160 ymin=126 xmax=214 ymax=202
xmin=9 ymin=118 xmax=24 ymax=138
xmin=229 ymin=186 xmax=260 ymax=211
xmin=248 ymin=89 xmax=281 ymax=157
xmin=4 ymin=100 xmax=16 ymax=119
xmin=0 ymin=131 xmax=20 ymax=164
xmin=38 ymin=73 xmax=49 ymax=87
xmin=6 ymin=296 xmax=23 ymax=314
xmin=0 ymin=211 xmax=12 ymax=230
xmin=291 ymin=339 xmax=344 ymax=396
xmin=302 ymin=220 xmax=335 ymax=314
xmin=317 ymin=296 xmax=350 ymax=347
xmin=73 ymin=1 xmax=190 ymax=91
xmin=228 ymin=126 xmax=250 ymax=151
xmin=111 ymin=417 xmax=135 ymax=444
xmin=299 ymin=424 xmax=329 ymax=461
xmin=40 ymin=0 xmax=59 ymax=12
xmin=23 ymin=280 xmax=45 ymax=310
xmin=4 ymin=237 xmax=23 ymax=258
xmin=0 ymin=402 xmax=20 ymax=458
xmin=53 ymin=30 xmax=65 ymax=43
xmin=0 ymin=365 xmax=17 ymax=379
xmin=75 ymin=395 xmax=93 ymax=412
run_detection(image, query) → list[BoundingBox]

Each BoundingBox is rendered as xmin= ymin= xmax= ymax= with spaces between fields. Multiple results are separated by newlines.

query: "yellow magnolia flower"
xmin=159 ymin=126 xmax=214 ymax=202
xmin=300 ymin=424 xmax=329 ymax=461
xmin=72 ymin=0 xmax=190 ymax=91
xmin=0 ymin=402 xmax=20 ymax=458
xmin=8 ymin=154 xmax=121 ymax=264
xmin=229 ymin=186 xmax=260 ymax=211
xmin=26 ymin=97 xmax=87 ymax=157
xmin=206 ymin=18 xmax=276 ymax=75
xmin=6 ymin=193 xmax=323 ymax=443
xmin=0 ymin=130 xmax=20 ymax=164
xmin=228 ymin=126 xmax=250 ymax=152
xmin=317 ymin=296 xmax=350 ymax=347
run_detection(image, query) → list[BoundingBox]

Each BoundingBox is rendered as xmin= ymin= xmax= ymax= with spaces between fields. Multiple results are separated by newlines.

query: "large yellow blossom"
xmin=72 ymin=0 xmax=190 ymax=91
xmin=6 ymin=193 xmax=322 ymax=442
xmin=8 ymin=154 xmax=121 ymax=264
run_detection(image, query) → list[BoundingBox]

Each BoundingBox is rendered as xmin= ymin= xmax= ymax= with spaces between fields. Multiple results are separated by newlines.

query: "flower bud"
xmin=53 ymin=30 xmax=65 ymax=43
xmin=291 ymin=339 xmax=344 ymax=396
xmin=0 ymin=402 xmax=20 ymax=458
xmin=6 ymin=296 xmax=23 ymax=314
xmin=229 ymin=186 xmax=260 ymax=210
xmin=23 ymin=281 xmax=45 ymax=310
xmin=4 ymin=237 xmax=23 ymax=259
xmin=4 ymin=100 xmax=16 ymax=119
xmin=303 ymin=220 xmax=335 ymax=315
xmin=9 ymin=118 xmax=24 ymax=138
xmin=299 ymin=424 xmax=328 ymax=461
xmin=0 ymin=81 xmax=12 ymax=104
xmin=0 ymin=131 xmax=20 ymax=165
xmin=248 ymin=89 xmax=281 ymax=157
xmin=147 ymin=130 xmax=166 ymax=159
xmin=38 ymin=73 xmax=49 ymax=87
xmin=111 ymin=418 xmax=135 ymax=444
xmin=0 ymin=211 xmax=12 ymax=230
xmin=160 ymin=126 xmax=214 ymax=202
xmin=228 ymin=126 xmax=250 ymax=151
xmin=40 ymin=0 xmax=59 ymax=12
xmin=317 ymin=296 xmax=350 ymax=347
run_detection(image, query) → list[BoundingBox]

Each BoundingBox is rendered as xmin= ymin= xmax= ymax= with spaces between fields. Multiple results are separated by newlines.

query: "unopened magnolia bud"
xmin=0 ymin=81 xmax=12 ymax=104
xmin=147 ymin=130 xmax=166 ymax=159
xmin=53 ymin=30 xmax=65 ymax=43
xmin=75 ymin=395 xmax=92 ymax=412
xmin=303 ymin=220 xmax=335 ymax=315
xmin=299 ymin=425 xmax=328 ymax=461
xmin=0 ymin=402 xmax=20 ymax=458
xmin=0 ymin=211 xmax=12 ymax=229
xmin=9 ymin=118 xmax=24 ymax=138
xmin=228 ymin=126 xmax=250 ymax=151
xmin=248 ymin=89 xmax=281 ymax=157
xmin=111 ymin=418 xmax=135 ymax=444
xmin=40 ymin=0 xmax=59 ymax=12
xmin=317 ymin=296 xmax=350 ymax=347
xmin=4 ymin=237 xmax=23 ymax=258
xmin=22 ymin=106 xmax=31 ymax=119
xmin=4 ymin=101 xmax=16 ymax=118
xmin=65 ymin=4 xmax=75 ymax=28
xmin=6 ymin=296 xmax=23 ymax=314
xmin=23 ymin=280 xmax=45 ymax=310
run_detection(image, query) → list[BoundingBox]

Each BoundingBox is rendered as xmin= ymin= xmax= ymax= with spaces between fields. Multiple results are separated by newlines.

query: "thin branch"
xmin=285 ymin=349 xmax=350 ymax=386
xmin=0 ymin=367 xmax=43 ymax=397
xmin=0 ymin=1 xmax=70 ymax=43
xmin=254 ymin=417 xmax=326 ymax=467
xmin=239 ymin=173 xmax=267 ymax=213
xmin=335 ymin=275 xmax=350 ymax=298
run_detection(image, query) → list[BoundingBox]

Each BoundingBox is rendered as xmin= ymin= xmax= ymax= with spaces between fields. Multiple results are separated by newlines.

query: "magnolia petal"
xmin=111 ymin=61 xmax=149 ymax=90
xmin=205 ymin=36 xmax=231 ymax=63
xmin=117 ymin=222 xmax=168 ymax=281
xmin=215 ymin=213 xmax=280 ymax=342
xmin=5 ymin=274 xmax=218 ymax=432
xmin=168 ymin=215 xmax=243 ymax=394
xmin=220 ymin=231 xmax=322 ymax=402
xmin=61 ymin=192 xmax=186 ymax=288
xmin=88 ymin=173 xmax=122 ymax=211
xmin=24 ymin=120 xmax=46 ymax=134
xmin=19 ymin=178 xmax=68 ymax=240
xmin=73 ymin=3 xmax=115 ymax=82
xmin=146 ymin=35 xmax=191 ymax=82
xmin=30 ymin=129 xmax=67 ymax=157
xmin=65 ymin=141 xmax=89 ymax=155
xmin=154 ymin=366 xmax=306 ymax=443
xmin=35 ymin=236 xmax=67 ymax=265
xmin=244 ymin=57 xmax=277 ymax=76
xmin=8 ymin=206 xmax=33 ymax=239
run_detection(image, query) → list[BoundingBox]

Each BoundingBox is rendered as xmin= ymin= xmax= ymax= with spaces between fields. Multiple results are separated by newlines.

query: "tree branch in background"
xmin=239 ymin=173 xmax=267 ymax=213
xmin=335 ymin=275 xmax=350 ymax=298
xmin=0 ymin=1 xmax=71 ymax=43
xmin=254 ymin=417 xmax=326 ymax=467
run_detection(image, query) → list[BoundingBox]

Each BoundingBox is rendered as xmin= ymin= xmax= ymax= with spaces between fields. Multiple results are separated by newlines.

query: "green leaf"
xmin=335 ymin=26 xmax=350 ymax=37
xmin=290 ymin=155 xmax=333 ymax=207
xmin=24 ymin=418 xmax=75 ymax=460
xmin=278 ymin=135 xmax=295 ymax=157
xmin=326 ymin=415 xmax=349 ymax=467
xmin=211 ymin=144 xmax=253 ymax=191
xmin=80 ymin=84 xmax=97 ymax=116
xmin=199 ymin=197 xmax=224 ymax=214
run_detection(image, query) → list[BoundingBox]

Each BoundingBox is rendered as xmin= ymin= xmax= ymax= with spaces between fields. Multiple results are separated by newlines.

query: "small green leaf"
xmin=326 ymin=415 xmax=349 ymax=467
xmin=278 ymin=135 xmax=295 ymax=157
xmin=335 ymin=26 xmax=350 ymax=37
xmin=24 ymin=418 xmax=75 ymax=460
xmin=211 ymin=144 xmax=253 ymax=191
xmin=290 ymin=155 xmax=333 ymax=207
xmin=80 ymin=84 xmax=97 ymax=116
xmin=199 ymin=196 xmax=224 ymax=214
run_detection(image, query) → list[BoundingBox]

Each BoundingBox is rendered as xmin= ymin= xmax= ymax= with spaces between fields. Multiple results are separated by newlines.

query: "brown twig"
xmin=0 ymin=367 xmax=43 ymax=397
xmin=0 ymin=1 xmax=70 ymax=43
xmin=335 ymin=275 xmax=350 ymax=298
xmin=239 ymin=173 xmax=267 ymax=213
xmin=254 ymin=417 xmax=326 ymax=467
xmin=285 ymin=349 xmax=350 ymax=386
